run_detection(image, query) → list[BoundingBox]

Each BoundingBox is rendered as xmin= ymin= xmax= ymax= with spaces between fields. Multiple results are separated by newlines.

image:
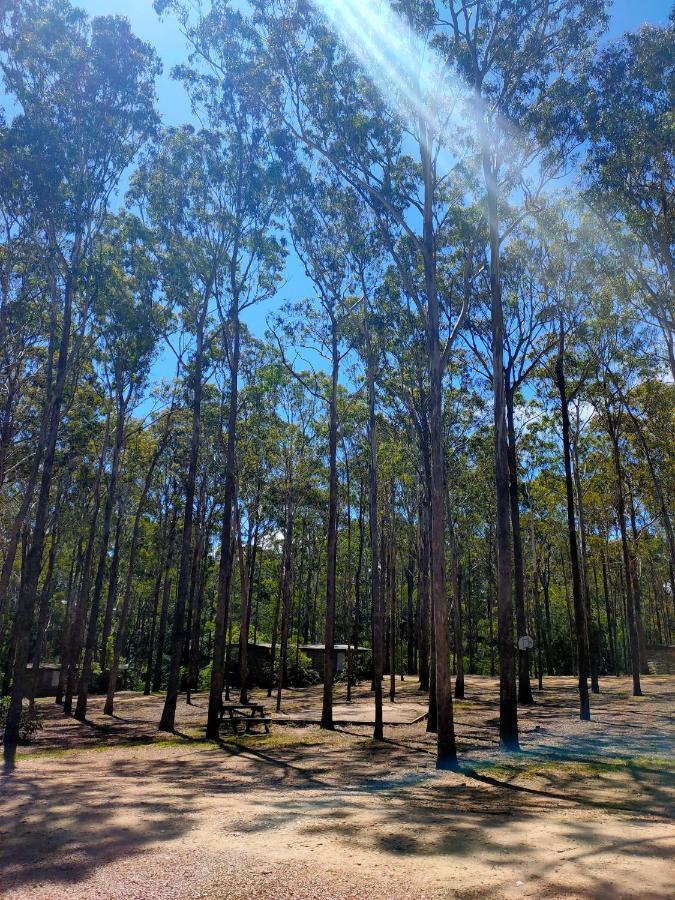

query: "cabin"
xmin=25 ymin=662 xmax=61 ymax=696
xmin=227 ymin=641 xmax=273 ymax=685
xmin=23 ymin=661 xmax=129 ymax=696
xmin=299 ymin=644 xmax=371 ymax=676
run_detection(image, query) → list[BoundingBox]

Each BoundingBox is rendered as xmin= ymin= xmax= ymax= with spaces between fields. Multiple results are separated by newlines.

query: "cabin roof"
xmin=300 ymin=644 xmax=370 ymax=653
xmin=227 ymin=641 xmax=272 ymax=649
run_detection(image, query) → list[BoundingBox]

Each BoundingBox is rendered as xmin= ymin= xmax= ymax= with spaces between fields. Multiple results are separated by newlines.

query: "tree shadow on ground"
xmin=3 ymin=676 xmax=673 ymax=897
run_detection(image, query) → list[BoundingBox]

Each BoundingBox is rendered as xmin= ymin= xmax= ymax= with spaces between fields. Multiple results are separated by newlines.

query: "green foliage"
xmin=0 ymin=697 xmax=44 ymax=743
xmin=288 ymin=652 xmax=321 ymax=688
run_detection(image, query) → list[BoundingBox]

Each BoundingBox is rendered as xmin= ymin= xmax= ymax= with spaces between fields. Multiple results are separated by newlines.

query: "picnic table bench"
xmin=218 ymin=701 xmax=271 ymax=735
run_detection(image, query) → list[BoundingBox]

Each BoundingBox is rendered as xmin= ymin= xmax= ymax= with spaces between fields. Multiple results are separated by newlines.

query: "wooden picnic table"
xmin=218 ymin=701 xmax=271 ymax=734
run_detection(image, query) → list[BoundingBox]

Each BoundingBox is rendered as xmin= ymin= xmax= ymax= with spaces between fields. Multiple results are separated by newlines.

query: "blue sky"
xmin=14 ymin=1 xmax=675 ymax=392
xmin=75 ymin=0 xmax=674 ymax=315
xmin=76 ymin=0 xmax=674 ymax=131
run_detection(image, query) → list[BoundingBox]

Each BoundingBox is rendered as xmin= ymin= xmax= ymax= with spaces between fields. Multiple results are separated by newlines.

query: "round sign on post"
xmin=518 ymin=635 xmax=534 ymax=651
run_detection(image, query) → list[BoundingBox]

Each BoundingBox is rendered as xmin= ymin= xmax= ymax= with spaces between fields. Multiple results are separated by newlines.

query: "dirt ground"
xmin=1 ymin=676 xmax=673 ymax=899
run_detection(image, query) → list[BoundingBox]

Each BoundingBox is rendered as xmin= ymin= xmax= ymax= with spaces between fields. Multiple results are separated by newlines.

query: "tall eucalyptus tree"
xmin=1 ymin=0 xmax=159 ymax=764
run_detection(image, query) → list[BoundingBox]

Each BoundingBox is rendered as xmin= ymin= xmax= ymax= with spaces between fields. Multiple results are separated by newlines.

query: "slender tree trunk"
xmin=529 ymin=510 xmax=544 ymax=690
xmin=601 ymin=551 xmax=617 ymax=675
xmin=417 ymin=490 xmax=430 ymax=692
xmin=344 ymin=452 xmax=354 ymax=702
xmin=606 ymin=410 xmax=643 ymax=696
xmin=447 ymin=509 xmax=464 ymax=700
xmin=484 ymin=152 xmax=519 ymax=751
xmin=2 ymin=529 xmax=29 ymax=697
xmin=427 ymin=585 xmax=438 ymax=734
xmin=622 ymin=400 xmax=675 ymax=596
xmin=628 ymin=486 xmax=650 ymax=675
xmin=365 ymin=305 xmax=383 ymax=740
xmin=184 ymin=483 xmax=207 ymax=702
xmin=276 ymin=490 xmax=294 ymax=712
xmin=159 ymin=297 xmax=207 ymax=732
xmin=321 ymin=322 xmax=339 ymax=730
xmin=0 ymin=289 xmax=57 ymax=623
xmin=423 ymin=135 xmax=457 ymax=767
xmin=207 ymin=293 xmax=240 ymax=738
xmin=28 ymin=530 xmax=58 ymax=715
xmin=187 ymin=526 xmax=209 ymax=704
xmin=152 ymin=507 xmax=178 ymax=693
xmin=388 ymin=512 xmax=396 ymax=703
xmin=0 ymin=450 xmax=43 ymax=624
xmin=571 ymin=417 xmax=599 ymax=694
xmin=540 ymin=550 xmax=554 ymax=675
xmin=554 ymin=328 xmax=590 ymax=721
xmin=486 ymin=526 xmax=496 ymax=677
xmin=105 ymin=439 xmax=164 ymax=715
xmin=352 ymin=481 xmax=365 ymax=692
xmin=506 ymin=386 xmax=533 ymax=704
xmin=406 ymin=545 xmax=415 ymax=678
xmin=144 ymin=507 xmax=169 ymax=695
xmin=56 ymin=539 xmax=82 ymax=705
xmin=269 ymin=579 xmax=281 ymax=698
xmin=100 ymin=505 xmax=123 ymax=673
xmin=4 ymin=268 xmax=75 ymax=766
xmin=235 ymin=498 xmax=255 ymax=704
xmin=64 ymin=416 xmax=111 ymax=715
xmin=75 ymin=391 xmax=128 ymax=721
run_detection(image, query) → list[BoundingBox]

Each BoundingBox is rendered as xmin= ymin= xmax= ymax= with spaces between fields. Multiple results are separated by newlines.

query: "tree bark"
xmin=4 ymin=267 xmax=75 ymax=766
xmin=56 ymin=539 xmax=82 ymax=705
xmin=365 ymin=302 xmax=383 ymax=740
xmin=423 ymin=135 xmax=457 ymax=767
xmin=555 ymin=327 xmax=591 ymax=720
xmin=484 ymin=152 xmax=519 ymax=750
xmin=321 ymin=321 xmax=339 ymax=730
xmin=601 ymin=550 xmax=617 ymax=675
xmin=405 ymin=544 xmax=415 ymax=678
xmin=417 ymin=490 xmax=430 ymax=692
xmin=571 ymin=414 xmax=599 ymax=694
xmin=75 ymin=390 xmax=128 ymax=721
xmin=63 ymin=416 xmax=111 ymax=715
xmin=207 ymin=288 xmax=240 ymax=738
xmin=159 ymin=299 xmax=206 ymax=732
xmin=276 ymin=489 xmax=294 ymax=712
xmin=152 ymin=507 xmax=178 ymax=693
xmin=506 ymin=386 xmax=533 ymax=704
xmin=105 ymin=435 xmax=165 ymax=715
xmin=447 ymin=514 xmax=465 ymax=701
xmin=606 ymin=407 xmax=642 ymax=695
xmin=100 ymin=505 xmax=123 ymax=672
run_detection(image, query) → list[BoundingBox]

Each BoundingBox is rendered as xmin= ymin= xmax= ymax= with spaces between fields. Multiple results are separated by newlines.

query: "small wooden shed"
xmin=227 ymin=641 xmax=273 ymax=684
xmin=299 ymin=644 xmax=370 ymax=675
xmin=24 ymin=661 xmax=129 ymax=696
xmin=25 ymin=662 xmax=61 ymax=695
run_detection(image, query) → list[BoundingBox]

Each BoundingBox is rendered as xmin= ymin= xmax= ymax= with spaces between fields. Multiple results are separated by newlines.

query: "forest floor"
xmin=1 ymin=676 xmax=673 ymax=899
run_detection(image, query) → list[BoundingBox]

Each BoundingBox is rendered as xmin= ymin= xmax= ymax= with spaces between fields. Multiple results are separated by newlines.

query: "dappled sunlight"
xmin=5 ymin=676 xmax=673 ymax=898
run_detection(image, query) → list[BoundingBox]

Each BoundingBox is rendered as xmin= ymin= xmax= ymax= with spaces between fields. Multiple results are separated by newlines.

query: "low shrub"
xmin=0 ymin=696 xmax=44 ymax=743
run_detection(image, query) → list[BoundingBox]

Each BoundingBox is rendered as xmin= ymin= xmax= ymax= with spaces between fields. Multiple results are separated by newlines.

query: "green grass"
xmin=16 ymin=724 xmax=331 ymax=761
xmin=472 ymin=753 xmax=674 ymax=782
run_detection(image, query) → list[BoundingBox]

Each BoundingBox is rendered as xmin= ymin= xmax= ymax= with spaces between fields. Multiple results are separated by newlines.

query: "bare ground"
xmin=1 ymin=676 xmax=673 ymax=899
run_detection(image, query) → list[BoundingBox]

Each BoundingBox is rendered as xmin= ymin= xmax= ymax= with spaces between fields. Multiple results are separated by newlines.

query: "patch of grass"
xmin=15 ymin=723 xmax=338 ymax=762
xmin=16 ymin=734 xmax=214 ymax=761
xmin=217 ymin=728 xmax=332 ymax=752
xmin=358 ymin=738 xmax=387 ymax=750
xmin=472 ymin=753 xmax=674 ymax=782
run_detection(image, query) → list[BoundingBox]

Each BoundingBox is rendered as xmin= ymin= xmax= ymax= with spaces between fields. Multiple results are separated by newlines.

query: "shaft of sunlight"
xmin=311 ymin=0 xmax=486 ymax=153
xmin=312 ymin=0 xmax=471 ymax=143
xmin=310 ymin=0 xmax=541 ymax=187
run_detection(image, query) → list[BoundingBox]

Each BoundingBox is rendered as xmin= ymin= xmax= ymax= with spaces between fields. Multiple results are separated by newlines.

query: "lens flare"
xmin=309 ymin=0 xmax=551 ymax=191
xmin=312 ymin=0 xmax=468 ymax=141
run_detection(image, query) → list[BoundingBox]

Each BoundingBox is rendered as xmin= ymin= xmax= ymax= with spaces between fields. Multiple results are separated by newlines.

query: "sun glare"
xmin=311 ymin=0 xmax=473 ymax=151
